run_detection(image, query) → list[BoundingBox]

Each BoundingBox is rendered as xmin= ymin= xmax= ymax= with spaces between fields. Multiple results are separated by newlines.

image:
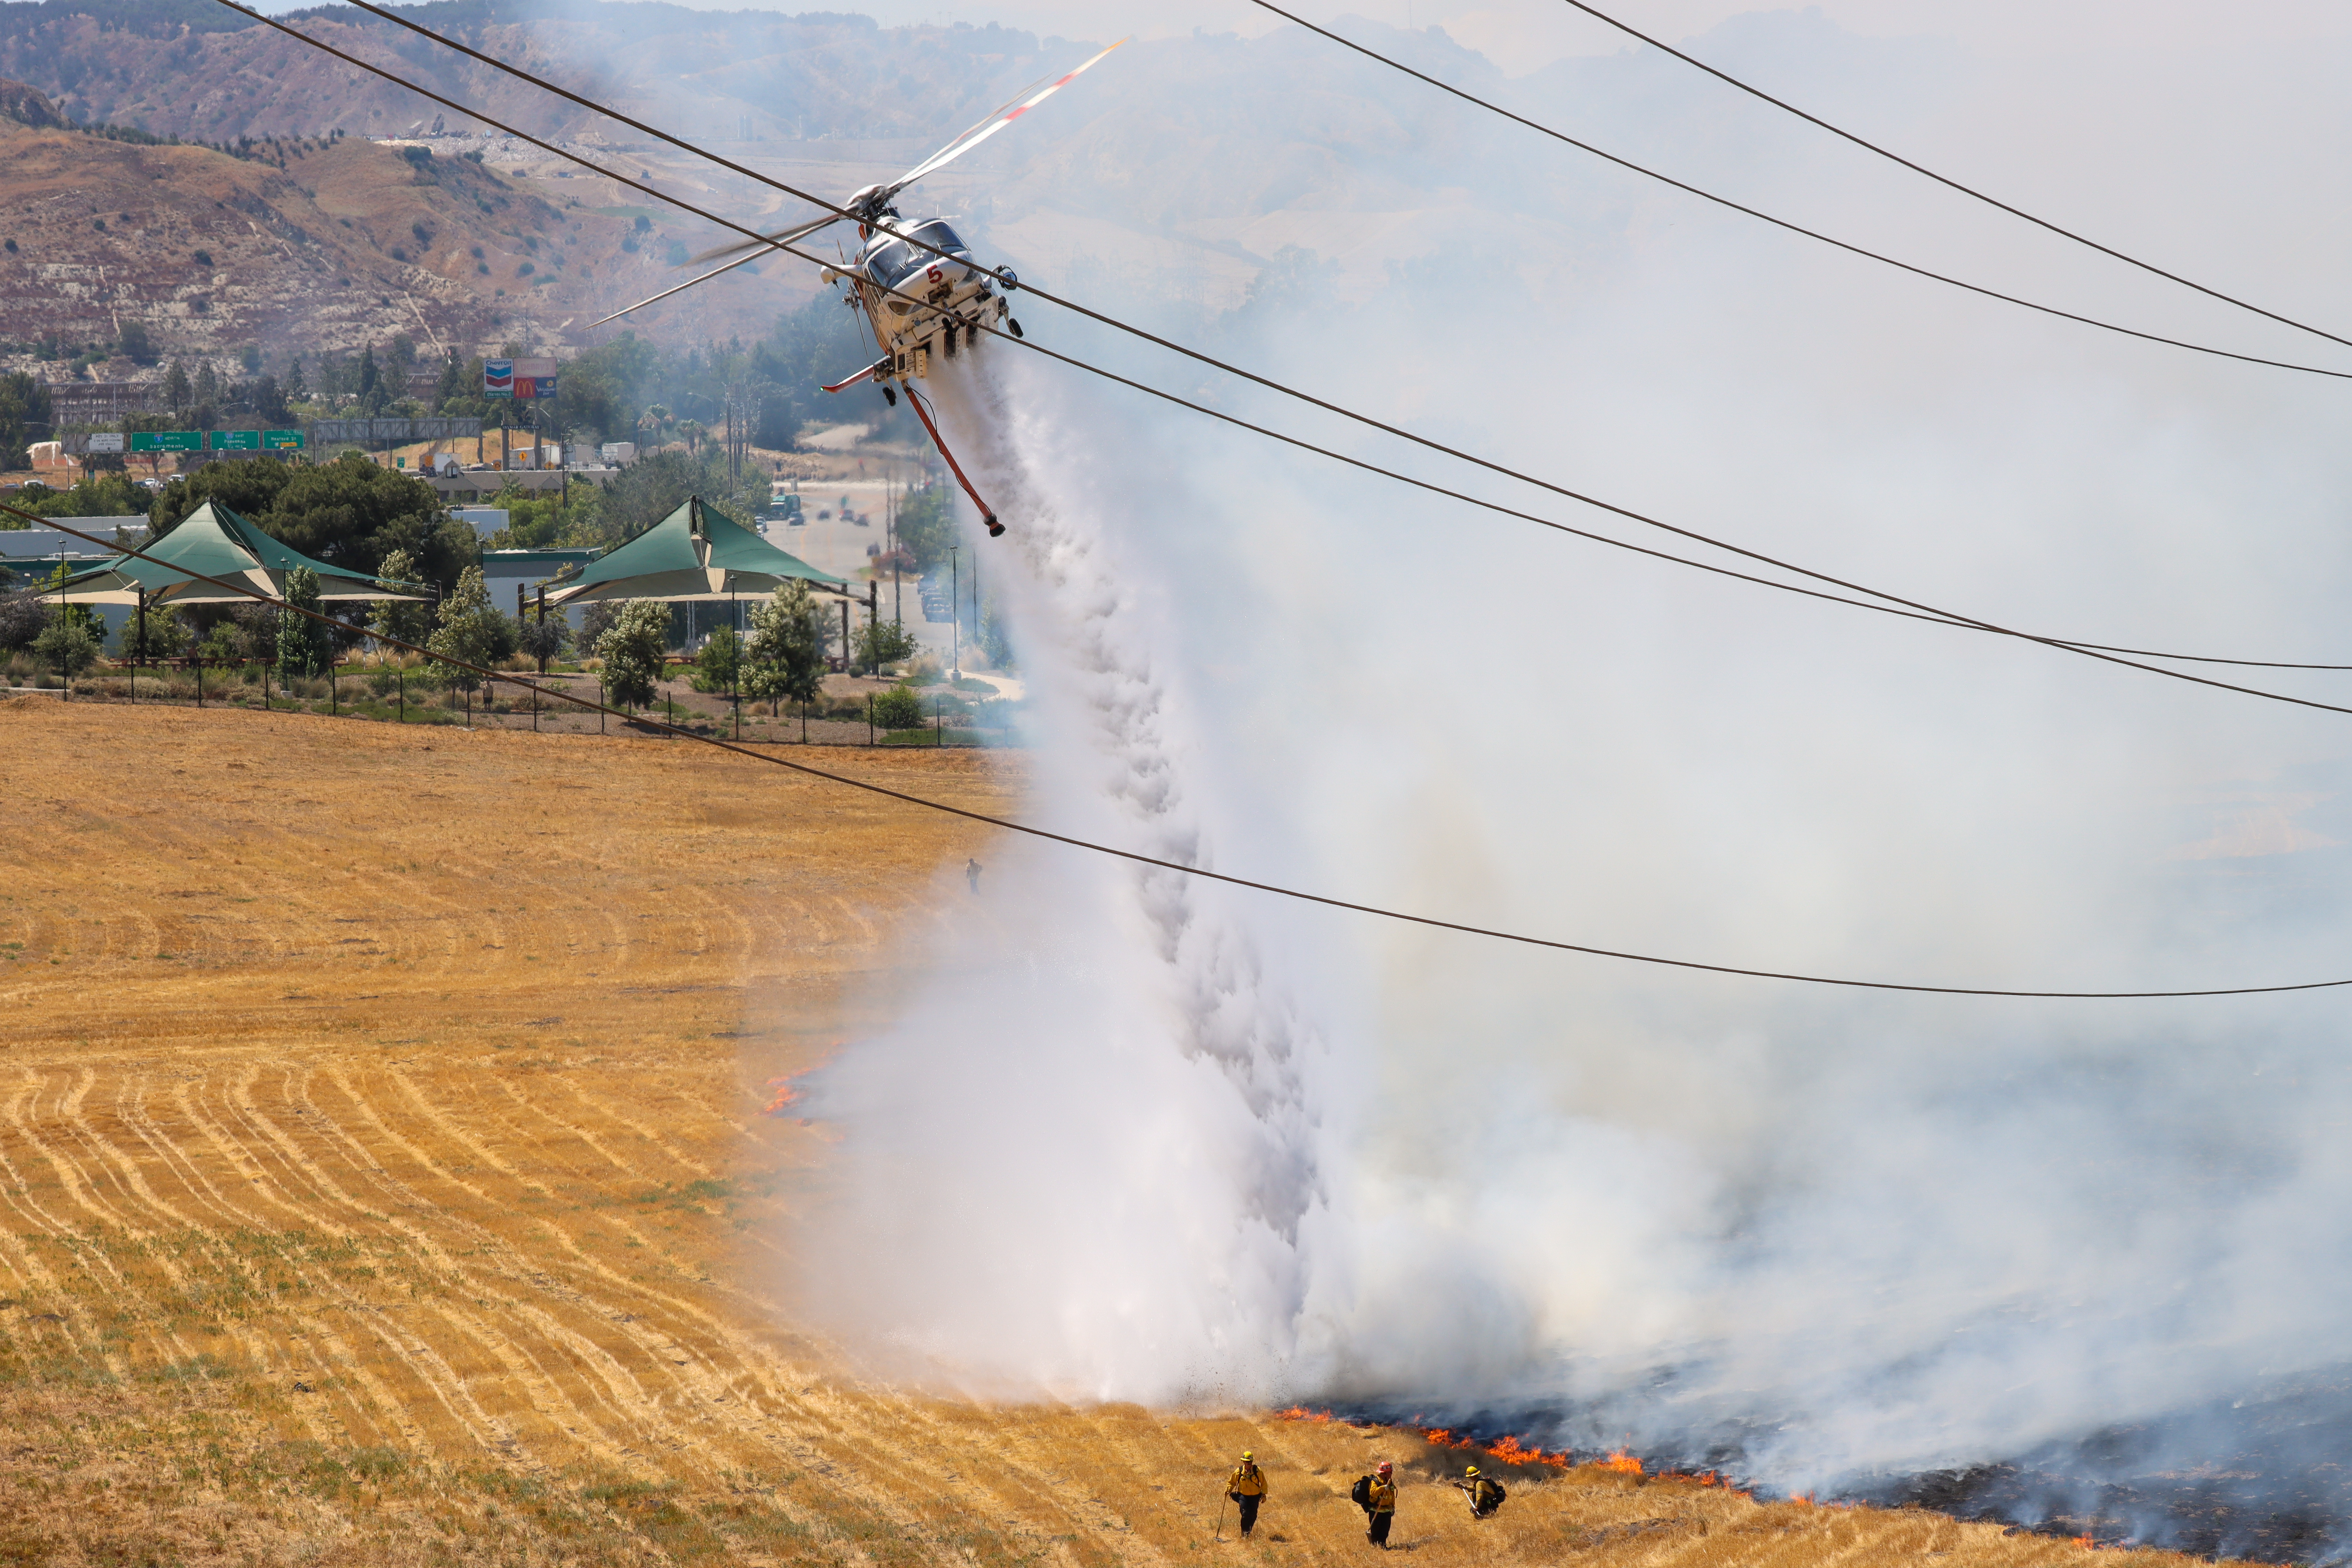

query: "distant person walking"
xmin=1355 ymin=1459 xmax=1396 ymax=1549
xmin=1454 ymin=1464 xmax=1505 ymax=1518
xmin=1226 ymin=1450 xmax=1267 ymax=1538
xmin=965 ymin=857 xmax=983 ymax=894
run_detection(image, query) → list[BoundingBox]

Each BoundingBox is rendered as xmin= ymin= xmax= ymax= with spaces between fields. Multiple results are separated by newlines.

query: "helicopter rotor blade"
xmin=687 ymin=209 xmax=843 ymax=269
xmin=590 ymin=247 xmax=768 ymax=327
xmin=881 ymin=36 xmax=1128 ymax=202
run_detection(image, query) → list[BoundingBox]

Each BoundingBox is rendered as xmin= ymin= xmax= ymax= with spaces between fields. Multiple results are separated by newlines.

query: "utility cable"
xmin=221 ymin=0 xmax=2352 ymax=714
xmin=1241 ymin=0 xmax=2352 ymax=383
xmin=21 ymin=501 xmax=2347 ymax=1001
xmin=1552 ymin=0 xmax=2352 ymax=355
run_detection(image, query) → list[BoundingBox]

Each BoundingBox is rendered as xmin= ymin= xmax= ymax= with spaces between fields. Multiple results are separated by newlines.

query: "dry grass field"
xmin=0 ymin=699 xmax=2252 ymax=1568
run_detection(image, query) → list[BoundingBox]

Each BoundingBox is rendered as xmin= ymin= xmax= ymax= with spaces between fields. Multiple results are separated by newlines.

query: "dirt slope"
xmin=0 ymin=112 xmax=689 ymax=361
xmin=0 ymin=699 xmax=2238 ymax=1568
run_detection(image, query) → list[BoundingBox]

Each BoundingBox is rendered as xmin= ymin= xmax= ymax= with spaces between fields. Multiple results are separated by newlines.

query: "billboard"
xmin=130 ymin=431 xmax=203 ymax=452
xmin=484 ymin=358 xmax=513 ymax=398
xmin=84 ymin=432 xmax=125 ymax=454
xmin=208 ymin=429 xmax=261 ymax=451
xmin=512 ymin=357 xmax=556 ymax=400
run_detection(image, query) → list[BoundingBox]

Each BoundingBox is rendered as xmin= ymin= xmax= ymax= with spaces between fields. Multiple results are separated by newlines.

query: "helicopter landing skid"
xmin=821 ymin=358 xmax=891 ymax=394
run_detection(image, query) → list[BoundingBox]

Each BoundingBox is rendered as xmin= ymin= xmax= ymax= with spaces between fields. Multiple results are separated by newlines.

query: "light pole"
xmin=949 ymin=543 xmax=959 ymax=681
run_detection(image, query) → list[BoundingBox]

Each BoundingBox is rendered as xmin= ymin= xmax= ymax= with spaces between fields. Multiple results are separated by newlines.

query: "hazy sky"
xmin=654 ymin=0 xmax=2352 ymax=72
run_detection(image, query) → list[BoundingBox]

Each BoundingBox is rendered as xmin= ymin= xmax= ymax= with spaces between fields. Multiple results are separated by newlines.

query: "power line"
xmin=1241 ymin=0 xmax=2352 ymax=383
xmin=227 ymin=0 xmax=2352 ymax=717
xmin=1553 ymin=0 xmax=2352 ymax=355
xmin=20 ymin=501 xmax=2347 ymax=1002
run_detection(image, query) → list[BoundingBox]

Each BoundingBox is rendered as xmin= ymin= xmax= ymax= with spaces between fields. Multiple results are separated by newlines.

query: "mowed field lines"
xmin=0 ymin=701 xmax=2249 ymax=1568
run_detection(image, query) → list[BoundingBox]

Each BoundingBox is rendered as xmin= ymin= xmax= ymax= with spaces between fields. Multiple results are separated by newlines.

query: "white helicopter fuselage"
xmin=837 ymin=218 xmax=1011 ymax=380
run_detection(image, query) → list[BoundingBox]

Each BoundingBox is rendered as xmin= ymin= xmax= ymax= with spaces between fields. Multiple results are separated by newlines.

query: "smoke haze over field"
xmin=780 ymin=3 xmax=2352 ymax=1549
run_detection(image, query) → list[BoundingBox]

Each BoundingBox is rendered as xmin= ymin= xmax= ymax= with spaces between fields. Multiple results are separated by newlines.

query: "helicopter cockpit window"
xmin=868 ymin=223 xmax=969 ymax=291
xmin=906 ymin=221 xmax=967 ymax=261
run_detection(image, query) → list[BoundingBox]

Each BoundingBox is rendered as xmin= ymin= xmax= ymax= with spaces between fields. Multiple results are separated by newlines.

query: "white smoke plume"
xmin=782 ymin=1 xmax=2352 ymax=1524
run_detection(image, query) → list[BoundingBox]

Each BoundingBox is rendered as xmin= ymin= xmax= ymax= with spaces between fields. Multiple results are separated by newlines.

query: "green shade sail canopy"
xmin=48 ymin=500 xmax=429 ymax=608
xmin=544 ymin=496 xmax=847 ymax=606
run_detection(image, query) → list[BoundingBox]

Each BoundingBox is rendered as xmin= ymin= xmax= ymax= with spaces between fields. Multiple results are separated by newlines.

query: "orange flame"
xmin=1791 ymin=1492 xmax=1815 ymax=1507
xmin=1276 ymin=1408 xmax=1578 ymax=1472
xmin=761 ymin=1077 xmax=801 ymax=1116
xmin=1485 ymin=1434 xmax=1571 ymax=1471
xmin=2073 ymin=1536 xmax=2095 ymax=1550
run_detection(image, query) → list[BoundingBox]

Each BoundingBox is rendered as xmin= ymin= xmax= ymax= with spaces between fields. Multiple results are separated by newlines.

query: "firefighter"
xmin=1455 ymin=1463 xmax=1504 ymax=1518
xmin=1366 ymin=1459 xmax=1397 ymax=1549
xmin=1226 ymin=1449 xmax=1267 ymax=1538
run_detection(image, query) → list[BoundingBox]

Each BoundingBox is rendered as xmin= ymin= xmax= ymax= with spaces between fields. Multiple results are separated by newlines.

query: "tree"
xmin=425 ymin=566 xmax=516 ymax=694
xmin=276 ymin=565 xmax=330 ymax=680
xmin=892 ymin=482 xmax=958 ymax=572
xmin=118 ymin=321 xmax=155 ymax=365
xmin=602 ymin=449 xmax=704 ymax=541
xmin=516 ymin=606 xmax=570 ymax=672
xmin=596 ymin=598 xmax=669 ymax=709
xmin=192 ymin=362 xmax=219 ymax=407
xmin=853 ymin=616 xmax=917 ymax=673
xmin=578 ymin=599 xmax=619 ymax=652
xmin=117 ymin=603 xmax=186 ymax=663
xmin=0 ymin=373 xmax=52 ymax=471
xmin=369 ymin=547 xmax=435 ymax=651
xmin=251 ymin=374 xmax=289 ymax=426
xmin=689 ymin=623 xmax=740 ymax=694
xmin=32 ymin=614 xmax=99 ymax=677
xmin=0 ymin=591 xmax=47 ymax=651
xmin=282 ymin=356 xmax=308 ymax=406
xmin=156 ymin=453 xmax=469 ymax=592
xmin=743 ymin=580 xmax=826 ymax=715
xmin=163 ymin=361 xmax=191 ymax=413
xmin=20 ymin=471 xmax=152 ymax=522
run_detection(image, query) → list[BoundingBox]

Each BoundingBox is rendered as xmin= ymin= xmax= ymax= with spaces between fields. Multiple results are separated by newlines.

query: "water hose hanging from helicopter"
xmin=900 ymin=384 xmax=1003 ymax=538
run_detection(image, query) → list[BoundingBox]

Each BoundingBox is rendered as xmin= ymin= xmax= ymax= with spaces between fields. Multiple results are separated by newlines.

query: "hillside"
xmin=0 ymin=93 xmax=824 ymax=368
xmin=0 ymin=0 xmax=1060 ymax=149
xmin=0 ymin=697 xmax=2246 ymax=1568
xmin=0 ymin=0 xmax=1584 ymax=371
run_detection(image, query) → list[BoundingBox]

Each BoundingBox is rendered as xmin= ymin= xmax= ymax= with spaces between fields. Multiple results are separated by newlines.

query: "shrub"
xmin=31 ymin=618 xmax=98 ymax=676
xmin=872 ymin=685 xmax=926 ymax=731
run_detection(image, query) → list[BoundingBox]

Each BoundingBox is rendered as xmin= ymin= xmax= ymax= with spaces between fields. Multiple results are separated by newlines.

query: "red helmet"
xmin=1376 ymin=1461 xmax=1393 ymax=1477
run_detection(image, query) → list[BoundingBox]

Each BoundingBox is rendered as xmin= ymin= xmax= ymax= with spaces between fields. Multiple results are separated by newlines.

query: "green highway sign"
xmin=208 ymin=429 xmax=260 ymax=451
xmin=130 ymin=431 xmax=203 ymax=453
xmin=262 ymin=429 xmax=306 ymax=450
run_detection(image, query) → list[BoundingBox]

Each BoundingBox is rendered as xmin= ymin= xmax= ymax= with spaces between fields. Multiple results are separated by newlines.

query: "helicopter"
xmin=594 ymin=39 xmax=1127 ymax=537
